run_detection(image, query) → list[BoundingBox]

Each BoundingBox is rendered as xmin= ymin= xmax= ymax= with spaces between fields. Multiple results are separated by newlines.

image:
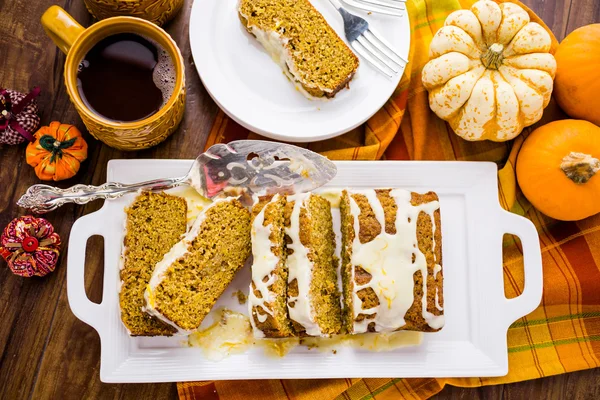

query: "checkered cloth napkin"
xmin=178 ymin=1 xmax=600 ymax=398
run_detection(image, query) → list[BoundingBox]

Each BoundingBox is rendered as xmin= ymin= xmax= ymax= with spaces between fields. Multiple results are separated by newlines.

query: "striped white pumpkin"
xmin=422 ymin=0 xmax=556 ymax=142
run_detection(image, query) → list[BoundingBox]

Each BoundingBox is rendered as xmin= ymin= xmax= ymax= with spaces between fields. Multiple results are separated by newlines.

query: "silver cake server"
xmin=17 ymin=140 xmax=337 ymax=214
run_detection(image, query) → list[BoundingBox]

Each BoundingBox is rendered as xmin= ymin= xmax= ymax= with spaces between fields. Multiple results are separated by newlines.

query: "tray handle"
xmin=67 ymin=210 xmax=110 ymax=334
xmin=498 ymin=210 xmax=543 ymax=326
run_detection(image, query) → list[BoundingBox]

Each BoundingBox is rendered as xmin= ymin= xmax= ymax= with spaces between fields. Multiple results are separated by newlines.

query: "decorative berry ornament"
xmin=0 ymin=216 xmax=61 ymax=277
xmin=26 ymin=121 xmax=88 ymax=181
xmin=0 ymin=87 xmax=41 ymax=145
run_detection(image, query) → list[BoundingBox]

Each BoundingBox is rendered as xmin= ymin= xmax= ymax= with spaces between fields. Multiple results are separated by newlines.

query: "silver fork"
xmin=342 ymin=0 xmax=406 ymax=17
xmin=327 ymin=0 xmax=407 ymax=78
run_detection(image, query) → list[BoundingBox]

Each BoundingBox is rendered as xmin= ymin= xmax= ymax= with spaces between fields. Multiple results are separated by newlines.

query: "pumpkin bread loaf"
xmin=119 ymin=192 xmax=187 ymax=336
xmin=238 ymin=0 xmax=359 ymax=99
xmin=124 ymin=189 xmax=444 ymax=337
xmin=144 ymin=198 xmax=252 ymax=334
xmin=339 ymin=189 xmax=444 ymax=334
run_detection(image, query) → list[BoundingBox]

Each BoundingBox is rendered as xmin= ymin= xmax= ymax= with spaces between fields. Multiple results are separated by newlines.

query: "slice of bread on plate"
xmin=238 ymin=0 xmax=359 ymax=99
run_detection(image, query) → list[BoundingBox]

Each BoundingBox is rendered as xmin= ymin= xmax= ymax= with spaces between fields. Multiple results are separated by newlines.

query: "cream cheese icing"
xmin=285 ymin=193 xmax=322 ymax=336
xmin=166 ymin=186 xmax=212 ymax=228
xmin=435 ymin=288 xmax=444 ymax=312
xmin=422 ymin=204 xmax=445 ymax=330
xmin=247 ymin=194 xmax=281 ymax=338
xmin=187 ymin=308 xmax=253 ymax=361
xmin=331 ymin=201 xmax=344 ymax=309
xmin=347 ymin=189 xmax=444 ymax=333
xmin=433 ymin=264 xmax=442 ymax=280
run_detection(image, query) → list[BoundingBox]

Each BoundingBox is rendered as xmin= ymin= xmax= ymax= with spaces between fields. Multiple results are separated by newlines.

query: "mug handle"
xmin=41 ymin=5 xmax=85 ymax=55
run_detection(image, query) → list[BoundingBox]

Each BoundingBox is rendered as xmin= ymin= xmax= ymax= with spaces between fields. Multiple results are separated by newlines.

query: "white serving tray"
xmin=67 ymin=160 xmax=543 ymax=383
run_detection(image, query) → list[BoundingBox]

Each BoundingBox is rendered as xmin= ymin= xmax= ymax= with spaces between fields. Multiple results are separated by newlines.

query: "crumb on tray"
xmin=232 ymin=290 xmax=248 ymax=305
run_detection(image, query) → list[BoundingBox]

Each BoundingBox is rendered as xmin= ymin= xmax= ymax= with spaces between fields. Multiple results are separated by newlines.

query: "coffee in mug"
xmin=77 ymin=33 xmax=176 ymax=122
xmin=41 ymin=5 xmax=186 ymax=150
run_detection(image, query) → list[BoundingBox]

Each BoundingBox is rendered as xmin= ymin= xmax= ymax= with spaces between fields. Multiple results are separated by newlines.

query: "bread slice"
xmin=238 ymin=0 xmax=359 ymax=99
xmin=144 ymin=198 xmax=251 ymax=334
xmin=285 ymin=193 xmax=342 ymax=336
xmin=119 ymin=192 xmax=187 ymax=336
xmin=248 ymin=194 xmax=295 ymax=338
xmin=339 ymin=189 xmax=444 ymax=334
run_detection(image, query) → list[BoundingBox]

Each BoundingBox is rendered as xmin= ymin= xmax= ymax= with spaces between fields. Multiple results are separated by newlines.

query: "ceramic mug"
xmin=83 ymin=0 xmax=184 ymax=26
xmin=40 ymin=5 xmax=186 ymax=151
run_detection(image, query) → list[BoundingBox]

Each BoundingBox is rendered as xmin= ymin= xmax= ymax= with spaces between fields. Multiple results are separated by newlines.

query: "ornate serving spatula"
xmin=17 ymin=140 xmax=337 ymax=214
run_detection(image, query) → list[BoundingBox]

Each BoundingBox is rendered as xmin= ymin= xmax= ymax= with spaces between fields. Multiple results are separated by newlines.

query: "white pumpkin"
xmin=422 ymin=0 xmax=557 ymax=141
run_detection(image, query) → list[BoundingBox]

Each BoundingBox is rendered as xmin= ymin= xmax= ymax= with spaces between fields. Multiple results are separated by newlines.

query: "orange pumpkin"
xmin=553 ymin=24 xmax=600 ymax=126
xmin=26 ymin=122 xmax=88 ymax=181
xmin=517 ymin=119 xmax=600 ymax=221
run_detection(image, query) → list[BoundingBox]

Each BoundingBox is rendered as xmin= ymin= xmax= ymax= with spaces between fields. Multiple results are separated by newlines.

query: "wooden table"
xmin=0 ymin=0 xmax=598 ymax=398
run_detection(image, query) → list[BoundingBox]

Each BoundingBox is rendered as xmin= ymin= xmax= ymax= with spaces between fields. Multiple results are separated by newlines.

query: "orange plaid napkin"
xmin=179 ymin=1 xmax=600 ymax=399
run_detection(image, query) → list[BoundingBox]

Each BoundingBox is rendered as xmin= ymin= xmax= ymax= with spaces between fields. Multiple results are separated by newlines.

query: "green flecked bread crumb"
xmin=119 ymin=192 xmax=187 ymax=336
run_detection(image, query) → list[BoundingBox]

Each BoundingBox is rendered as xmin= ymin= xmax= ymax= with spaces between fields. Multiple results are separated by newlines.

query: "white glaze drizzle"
xmin=286 ymin=193 xmax=323 ymax=336
xmin=327 ymin=190 xmax=344 ymax=309
xmin=248 ymin=195 xmax=281 ymax=338
xmin=347 ymin=189 xmax=444 ymax=333
xmin=423 ymin=207 xmax=445 ymax=330
xmin=433 ymin=264 xmax=442 ymax=280
xmin=435 ymin=288 xmax=444 ymax=311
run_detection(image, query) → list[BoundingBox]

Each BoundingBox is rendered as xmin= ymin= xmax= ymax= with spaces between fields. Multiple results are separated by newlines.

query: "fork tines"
xmin=352 ymin=29 xmax=407 ymax=78
xmin=342 ymin=0 xmax=406 ymax=17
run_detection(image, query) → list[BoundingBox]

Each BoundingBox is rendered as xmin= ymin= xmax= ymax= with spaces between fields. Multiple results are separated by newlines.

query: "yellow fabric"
xmin=179 ymin=1 xmax=600 ymax=399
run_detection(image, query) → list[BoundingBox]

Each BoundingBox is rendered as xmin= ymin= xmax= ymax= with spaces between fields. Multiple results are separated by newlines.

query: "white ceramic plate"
xmin=188 ymin=0 xmax=410 ymax=142
xmin=67 ymin=160 xmax=543 ymax=382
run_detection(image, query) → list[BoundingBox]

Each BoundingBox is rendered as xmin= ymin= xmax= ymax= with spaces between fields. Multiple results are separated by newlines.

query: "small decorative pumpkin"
xmin=516 ymin=120 xmax=600 ymax=221
xmin=0 ymin=215 xmax=61 ymax=277
xmin=422 ymin=0 xmax=557 ymax=141
xmin=553 ymin=24 xmax=600 ymax=126
xmin=26 ymin=121 xmax=88 ymax=181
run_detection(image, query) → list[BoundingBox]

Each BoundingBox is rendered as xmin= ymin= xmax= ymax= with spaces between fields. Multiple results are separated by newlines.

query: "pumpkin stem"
xmin=481 ymin=43 xmax=504 ymax=70
xmin=561 ymin=152 xmax=600 ymax=184
xmin=39 ymin=134 xmax=77 ymax=164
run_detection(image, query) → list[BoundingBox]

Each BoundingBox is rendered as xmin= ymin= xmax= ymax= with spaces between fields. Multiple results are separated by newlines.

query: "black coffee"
xmin=77 ymin=33 xmax=174 ymax=122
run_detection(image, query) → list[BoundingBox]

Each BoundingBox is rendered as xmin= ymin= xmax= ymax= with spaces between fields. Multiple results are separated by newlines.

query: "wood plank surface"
xmin=0 ymin=0 xmax=598 ymax=399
